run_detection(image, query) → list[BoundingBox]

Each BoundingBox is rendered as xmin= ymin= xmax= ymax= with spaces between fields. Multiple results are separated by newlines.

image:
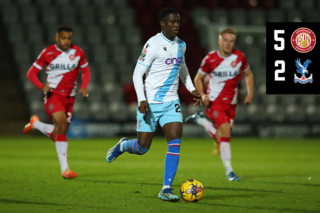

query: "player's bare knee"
xmin=55 ymin=121 xmax=68 ymax=134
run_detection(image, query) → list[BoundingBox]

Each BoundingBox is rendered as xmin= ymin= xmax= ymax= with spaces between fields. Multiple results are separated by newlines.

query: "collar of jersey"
xmin=160 ymin=32 xmax=175 ymax=44
xmin=217 ymin=50 xmax=233 ymax=59
xmin=55 ymin=44 xmax=71 ymax=53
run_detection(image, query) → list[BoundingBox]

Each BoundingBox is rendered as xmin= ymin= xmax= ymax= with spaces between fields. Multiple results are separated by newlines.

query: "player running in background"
xmin=106 ymin=8 xmax=201 ymax=201
xmin=185 ymin=28 xmax=254 ymax=181
xmin=23 ymin=26 xmax=91 ymax=179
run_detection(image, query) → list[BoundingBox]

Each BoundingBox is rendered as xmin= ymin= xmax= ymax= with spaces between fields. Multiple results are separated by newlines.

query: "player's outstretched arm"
xmin=244 ymin=69 xmax=254 ymax=104
xmin=27 ymin=65 xmax=47 ymax=91
xmin=194 ymin=71 xmax=209 ymax=106
xmin=79 ymin=66 xmax=91 ymax=98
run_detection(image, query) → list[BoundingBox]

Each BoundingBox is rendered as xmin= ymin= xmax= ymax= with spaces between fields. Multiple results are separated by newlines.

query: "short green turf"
xmin=0 ymin=137 xmax=319 ymax=213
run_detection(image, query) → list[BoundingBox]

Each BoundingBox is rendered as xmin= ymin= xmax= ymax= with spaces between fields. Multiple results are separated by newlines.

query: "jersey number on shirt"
xmin=175 ymin=104 xmax=181 ymax=113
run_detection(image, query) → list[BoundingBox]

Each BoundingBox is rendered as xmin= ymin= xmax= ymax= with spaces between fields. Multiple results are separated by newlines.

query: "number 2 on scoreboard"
xmin=275 ymin=60 xmax=285 ymax=81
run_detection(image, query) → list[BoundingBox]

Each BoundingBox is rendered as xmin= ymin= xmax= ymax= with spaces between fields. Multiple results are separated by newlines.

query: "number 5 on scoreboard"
xmin=274 ymin=30 xmax=285 ymax=51
xmin=275 ymin=60 xmax=285 ymax=81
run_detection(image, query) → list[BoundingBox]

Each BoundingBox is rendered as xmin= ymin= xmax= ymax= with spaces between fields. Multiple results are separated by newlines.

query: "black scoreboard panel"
xmin=266 ymin=23 xmax=319 ymax=94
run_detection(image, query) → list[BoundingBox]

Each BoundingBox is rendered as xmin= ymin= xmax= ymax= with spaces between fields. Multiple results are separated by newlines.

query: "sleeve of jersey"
xmin=199 ymin=55 xmax=210 ymax=75
xmin=79 ymin=49 xmax=89 ymax=68
xmin=241 ymin=54 xmax=250 ymax=72
xmin=180 ymin=46 xmax=195 ymax=92
xmin=180 ymin=63 xmax=196 ymax=93
xmin=136 ymin=41 xmax=157 ymax=68
xmin=27 ymin=65 xmax=43 ymax=90
xmin=80 ymin=65 xmax=91 ymax=88
xmin=133 ymin=63 xmax=148 ymax=103
xmin=27 ymin=49 xmax=47 ymax=90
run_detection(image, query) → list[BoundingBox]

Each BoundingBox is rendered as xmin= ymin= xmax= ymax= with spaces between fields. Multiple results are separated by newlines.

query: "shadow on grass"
xmin=76 ymin=179 xmax=283 ymax=194
xmin=202 ymin=194 xmax=260 ymax=200
xmin=0 ymin=198 xmax=104 ymax=209
xmin=200 ymin=202 xmax=320 ymax=213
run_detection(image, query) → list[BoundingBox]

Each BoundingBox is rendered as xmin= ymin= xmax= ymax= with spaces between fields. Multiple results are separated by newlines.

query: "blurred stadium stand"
xmin=1 ymin=0 xmax=320 ymax=136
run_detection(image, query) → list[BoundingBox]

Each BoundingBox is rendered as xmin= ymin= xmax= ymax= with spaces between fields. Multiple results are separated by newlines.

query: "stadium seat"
xmin=91 ymin=46 xmax=110 ymax=64
xmin=265 ymin=104 xmax=285 ymax=122
xmin=34 ymin=0 xmax=52 ymax=6
xmin=305 ymin=10 xmax=320 ymax=22
xmin=20 ymin=6 xmax=38 ymax=25
xmin=26 ymin=25 xmax=44 ymax=44
xmin=298 ymin=0 xmax=315 ymax=9
xmin=60 ymin=8 xmax=77 ymax=25
xmin=306 ymin=104 xmax=320 ymax=122
xmin=230 ymin=9 xmax=247 ymax=25
xmin=98 ymin=8 xmax=116 ymax=25
xmin=73 ymin=102 xmax=90 ymax=120
xmin=286 ymin=10 xmax=303 ymax=22
xmin=117 ymin=8 xmax=136 ymax=26
xmin=242 ymin=0 xmax=259 ymax=9
xmin=261 ymin=0 xmax=277 ymax=9
xmin=185 ymin=0 xmax=203 ymax=9
xmin=279 ymin=0 xmax=296 ymax=9
xmin=40 ymin=7 xmax=58 ymax=25
xmin=223 ymin=0 xmax=241 ymax=9
xmin=247 ymin=104 xmax=265 ymax=122
xmin=29 ymin=101 xmax=48 ymax=122
xmin=204 ymin=0 xmax=221 ymax=9
xmin=208 ymin=9 xmax=229 ymax=25
xmin=84 ymin=26 xmax=103 ymax=45
xmin=1 ymin=6 xmax=19 ymax=25
xmin=284 ymin=105 xmax=305 ymax=122
xmin=54 ymin=0 xmax=71 ymax=6
xmin=267 ymin=10 xmax=284 ymax=22
xmin=79 ymin=8 xmax=96 ymax=25
xmin=127 ymin=102 xmax=137 ymax=121
xmin=7 ymin=25 xmax=25 ymax=44
xmin=90 ymin=102 xmax=111 ymax=121
xmin=112 ymin=0 xmax=128 ymax=7
xmin=104 ymin=26 xmax=121 ymax=44
xmin=109 ymin=101 xmax=128 ymax=121
xmin=235 ymin=104 xmax=247 ymax=122
xmin=124 ymin=83 xmax=137 ymax=104
xmin=112 ymin=44 xmax=128 ymax=64
xmin=73 ymin=0 xmax=89 ymax=7
xmin=16 ymin=0 xmax=33 ymax=5
xmin=281 ymin=96 xmax=297 ymax=105
xmin=248 ymin=9 xmax=266 ymax=26
xmin=123 ymin=27 xmax=142 ymax=45
xmin=191 ymin=8 xmax=209 ymax=25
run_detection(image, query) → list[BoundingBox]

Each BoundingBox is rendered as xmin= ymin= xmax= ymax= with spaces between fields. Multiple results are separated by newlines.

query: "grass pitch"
xmin=0 ymin=137 xmax=319 ymax=213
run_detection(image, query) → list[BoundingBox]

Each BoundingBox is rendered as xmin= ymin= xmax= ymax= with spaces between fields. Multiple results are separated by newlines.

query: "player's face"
xmin=55 ymin=31 xmax=72 ymax=51
xmin=218 ymin=33 xmax=236 ymax=54
xmin=161 ymin=13 xmax=180 ymax=39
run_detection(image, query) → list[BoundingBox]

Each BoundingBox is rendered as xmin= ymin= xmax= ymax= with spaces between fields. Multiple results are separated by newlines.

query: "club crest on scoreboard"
xmin=294 ymin=58 xmax=313 ymax=84
xmin=291 ymin=28 xmax=316 ymax=53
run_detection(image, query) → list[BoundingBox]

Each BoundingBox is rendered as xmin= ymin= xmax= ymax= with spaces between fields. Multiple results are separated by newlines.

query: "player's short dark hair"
xmin=159 ymin=7 xmax=179 ymax=21
xmin=57 ymin=26 xmax=73 ymax=34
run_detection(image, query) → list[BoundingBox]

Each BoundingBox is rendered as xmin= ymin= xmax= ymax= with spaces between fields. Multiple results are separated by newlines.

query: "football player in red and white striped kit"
xmin=23 ymin=26 xmax=91 ymax=179
xmin=185 ymin=28 xmax=254 ymax=181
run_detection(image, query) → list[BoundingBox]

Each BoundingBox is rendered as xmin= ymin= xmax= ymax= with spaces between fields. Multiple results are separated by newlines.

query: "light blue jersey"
xmin=137 ymin=32 xmax=187 ymax=103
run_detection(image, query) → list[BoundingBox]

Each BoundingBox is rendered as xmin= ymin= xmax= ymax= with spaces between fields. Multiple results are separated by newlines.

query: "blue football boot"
xmin=184 ymin=111 xmax=204 ymax=124
xmin=158 ymin=188 xmax=180 ymax=202
xmin=106 ymin=137 xmax=128 ymax=163
xmin=227 ymin=171 xmax=240 ymax=181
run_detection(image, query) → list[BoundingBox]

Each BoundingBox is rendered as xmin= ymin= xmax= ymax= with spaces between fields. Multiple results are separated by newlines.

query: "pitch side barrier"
xmin=67 ymin=118 xmax=320 ymax=138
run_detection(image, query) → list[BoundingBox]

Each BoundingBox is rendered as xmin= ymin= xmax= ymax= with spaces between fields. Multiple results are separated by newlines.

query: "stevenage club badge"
xmin=291 ymin=28 xmax=316 ymax=53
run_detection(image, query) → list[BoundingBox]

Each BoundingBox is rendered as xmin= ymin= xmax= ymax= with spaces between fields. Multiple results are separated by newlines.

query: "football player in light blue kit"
xmin=106 ymin=8 xmax=202 ymax=202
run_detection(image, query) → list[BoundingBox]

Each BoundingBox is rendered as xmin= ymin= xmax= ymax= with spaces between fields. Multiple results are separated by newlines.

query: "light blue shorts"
xmin=136 ymin=99 xmax=183 ymax=132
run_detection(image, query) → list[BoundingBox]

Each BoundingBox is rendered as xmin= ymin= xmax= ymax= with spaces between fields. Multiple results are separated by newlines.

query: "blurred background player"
xmin=185 ymin=28 xmax=254 ymax=181
xmin=23 ymin=26 xmax=91 ymax=179
xmin=106 ymin=8 xmax=201 ymax=201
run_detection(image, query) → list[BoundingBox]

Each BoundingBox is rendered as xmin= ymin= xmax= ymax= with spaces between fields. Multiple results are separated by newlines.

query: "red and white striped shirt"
xmin=27 ymin=44 xmax=90 ymax=97
xmin=199 ymin=49 xmax=249 ymax=105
